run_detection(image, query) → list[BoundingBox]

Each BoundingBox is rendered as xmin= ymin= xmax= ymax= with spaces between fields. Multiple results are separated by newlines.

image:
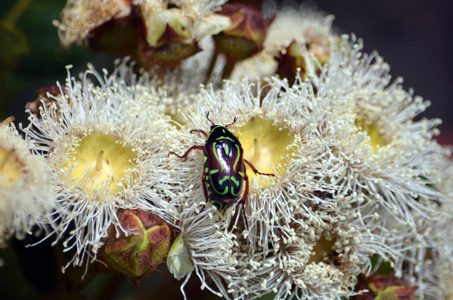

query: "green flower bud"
xmin=213 ymin=3 xmax=269 ymax=61
xmin=87 ymin=12 xmax=138 ymax=56
xmin=138 ymin=3 xmax=200 ymax=67
xmin=353 ymin=274 xmax=416 ymax=300
xmin=101 ymin=209 xmax=174 ymax=281
xmin=140 ymin=39 xmax=200 ymax=68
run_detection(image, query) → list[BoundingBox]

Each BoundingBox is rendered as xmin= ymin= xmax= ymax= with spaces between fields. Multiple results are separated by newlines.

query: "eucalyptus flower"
xmin=9 ymin=1 xmax=453 ymax=299
xmin=55 ymin=0 xmax=133 ymax=47
xmin=24 ymin=64 xmax=185 ymax=271
xmin=169 ymin=78 xmax=404 ymax=299
xmin=0 ymin=117 xmax=55 ymax=246
xmin=264 ymin=3 xmax=335 ymax=55
xmin=136 ymin=0 xmax=235 ymax=67
xmin=290 ymin=35 xmax=453 ymax=298
xmin=232 ymin=3 xmax=335 ymax=81
xmin=404 ymin=152 xmax=453 ymax=299
xmin=137 ymin=0 xmax=230 ymax=47
xmin=111 ymin=58 xmax=205 ymax=123
xmin=313 ymin=35 xmax=447 ymax=229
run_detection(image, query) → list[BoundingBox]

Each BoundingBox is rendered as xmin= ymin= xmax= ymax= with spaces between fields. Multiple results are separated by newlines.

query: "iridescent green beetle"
xmin=170 ymin=113 xmax=274 ymax=228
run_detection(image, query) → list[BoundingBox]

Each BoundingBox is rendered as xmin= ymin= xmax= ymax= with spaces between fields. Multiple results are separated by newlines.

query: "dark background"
xmin=315 ymin=0 xmax=453 ymax=144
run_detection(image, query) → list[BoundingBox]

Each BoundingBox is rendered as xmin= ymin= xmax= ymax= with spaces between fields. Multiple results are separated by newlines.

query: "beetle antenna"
xmin=225 ymin=117 xmax=237 ymax=128
xmin=205 ymin=111 xmax=215 ymax=126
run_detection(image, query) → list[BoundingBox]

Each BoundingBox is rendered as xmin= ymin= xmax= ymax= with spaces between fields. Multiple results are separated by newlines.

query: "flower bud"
xmin=101 ymin=209 xmax=174 ymax=281
xmin=86 ymin=9 xmax=139 ymax=56
xmin=140 ymin=39 xmax=200 ymax=68
xmin=142 ymin=8 xmax=191 ymax=48
xmin=139 ymin=3 xmax=200 ymax=67
xmin=276 ymin=40 xmax=330 ymax=84
xmin=352 ymin=274 xmax=416 ymax=300
xmin=25 ymin=86 xmax=65 ymax=119
xmin=213 ymin=3 xmax=269 ymax=61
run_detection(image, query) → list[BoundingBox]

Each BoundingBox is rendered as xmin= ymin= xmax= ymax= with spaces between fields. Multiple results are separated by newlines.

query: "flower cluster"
xmin=2 ymin=1 xmax=452 ymax=299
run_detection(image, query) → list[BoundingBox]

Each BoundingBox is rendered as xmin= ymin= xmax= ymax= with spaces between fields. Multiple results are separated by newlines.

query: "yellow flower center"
xmin=308 ymin=234 xmax=336 ymax=264
xmin=65 ymin=133 xmax=137 ymax=196
xmin=355 ymin=120 xmax=385 ymax=153
xmin=0 ymin=147 xmax=25 ymax=188
xmin=233 ymin=117 xmax=294 ymax=185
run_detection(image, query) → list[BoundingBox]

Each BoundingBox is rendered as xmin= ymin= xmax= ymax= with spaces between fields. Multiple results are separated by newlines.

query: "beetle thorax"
xmin=206 ymin=125 xmax=241 ymax=145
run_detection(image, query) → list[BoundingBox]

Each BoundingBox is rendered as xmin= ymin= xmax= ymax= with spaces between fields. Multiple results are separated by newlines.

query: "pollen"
xmin=234 ymin=117 xmax=294 ymax=184
xmin=0 ymin=146 xmax=25 ymax=188
xmin=355 ymin=119 xmax=385 ymax=153
xmin=65 ymin=132 xmax=137 ymax=196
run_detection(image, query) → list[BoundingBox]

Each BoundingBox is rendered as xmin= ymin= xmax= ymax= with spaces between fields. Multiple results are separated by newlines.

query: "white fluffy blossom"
xmin=404 ymin=151 xmax=453 ymax=298
xmin=0 ymin=118 xmax=55 ymax=246
xmin=170 ymin=78 xmax=404 ymax=299
xmin=24 ymin=64 xmax=186 ymax=271
xmin=313 ymin=35 xmax=448 ymax=228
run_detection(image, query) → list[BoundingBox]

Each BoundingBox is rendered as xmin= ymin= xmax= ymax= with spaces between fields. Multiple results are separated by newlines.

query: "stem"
xmin=5 ymin=0 xmax=32 ymax=24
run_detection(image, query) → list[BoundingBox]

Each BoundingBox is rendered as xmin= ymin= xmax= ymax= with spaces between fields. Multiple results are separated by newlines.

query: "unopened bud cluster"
xmin=55 ymin=0 xmax=330 ymax=81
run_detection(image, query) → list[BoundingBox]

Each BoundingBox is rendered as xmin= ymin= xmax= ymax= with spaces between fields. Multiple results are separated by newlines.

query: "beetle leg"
xmin=190 ymin=129 xmax=208 ymax=137
xmin=169 ymin=145 xmax=204 ymax=159
xmin=241 ymin=172 xmax=250 ymax=231
xmin=244 ymin=159 xmax=276 ymax=177
xmin=199 ymin=170 xmax=209 ymax=214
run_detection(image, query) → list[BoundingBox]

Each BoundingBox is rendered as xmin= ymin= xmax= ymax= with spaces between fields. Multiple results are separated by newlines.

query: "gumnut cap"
xmin=25 ymin=86 xmax=65 ymax=119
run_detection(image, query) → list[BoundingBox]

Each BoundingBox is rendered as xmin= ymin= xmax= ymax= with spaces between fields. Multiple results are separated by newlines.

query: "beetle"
xmin=169 ymin=112 xmax=275 ymax=229
xmin=313 ymin=190 xmax=334 ymax=200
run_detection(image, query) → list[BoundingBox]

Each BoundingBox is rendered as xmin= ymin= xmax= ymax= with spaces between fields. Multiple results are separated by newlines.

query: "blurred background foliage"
xmin=1 ymin=0 xmax=114 ymax=126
